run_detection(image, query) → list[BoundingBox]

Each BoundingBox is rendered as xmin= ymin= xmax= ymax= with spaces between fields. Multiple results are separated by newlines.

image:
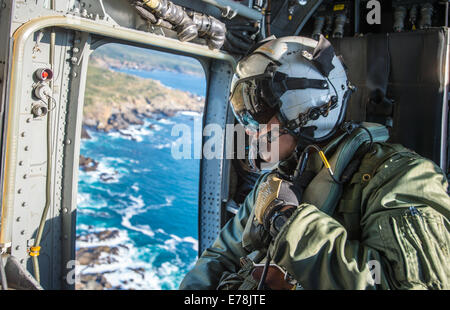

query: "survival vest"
xmin=219 ymin=122 xmax=419 ymax=290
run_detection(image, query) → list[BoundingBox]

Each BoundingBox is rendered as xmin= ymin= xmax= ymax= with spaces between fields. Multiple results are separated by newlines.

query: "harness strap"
xmin=302 ymin=122 xmax=390 ymax=216
xmin=273 ymin=72 xmax=329 ymax=91
xmin=338 ymin=143 xmax=416 ymax=214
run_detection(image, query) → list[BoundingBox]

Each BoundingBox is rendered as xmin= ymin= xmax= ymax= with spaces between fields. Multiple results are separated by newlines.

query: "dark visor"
xmin=229 ymin=69 xmax=329 ymax=132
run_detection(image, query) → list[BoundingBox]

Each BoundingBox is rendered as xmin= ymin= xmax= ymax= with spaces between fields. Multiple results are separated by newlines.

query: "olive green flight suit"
xmin=180 ymin=137 xmax=450 ymax=290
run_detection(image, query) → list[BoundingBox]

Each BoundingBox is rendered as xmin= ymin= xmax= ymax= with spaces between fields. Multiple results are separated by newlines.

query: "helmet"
xmin=229 ymin=35 xmax=352 ymax=143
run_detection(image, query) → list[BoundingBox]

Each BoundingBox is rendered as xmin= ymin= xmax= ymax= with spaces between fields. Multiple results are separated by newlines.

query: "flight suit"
xmin=179 ymin=132 xmax=450 ymax=290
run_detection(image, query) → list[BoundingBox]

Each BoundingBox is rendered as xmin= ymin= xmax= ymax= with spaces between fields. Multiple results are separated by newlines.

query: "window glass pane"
xmin=76 ymin=43 xmax=205 ymax=290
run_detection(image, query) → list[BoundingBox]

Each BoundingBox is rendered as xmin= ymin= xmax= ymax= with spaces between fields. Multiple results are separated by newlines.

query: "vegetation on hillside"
xmin=83 ymin=63 xmax=204 ymax=132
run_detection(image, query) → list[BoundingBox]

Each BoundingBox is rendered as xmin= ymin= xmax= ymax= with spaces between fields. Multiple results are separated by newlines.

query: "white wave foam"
xmin=157 ymin=262 xmax=180 ymax=278
xmin=107 ymin=131 xmax=121 ymax=139
xmin=76 ymin=228 xmax=129 ymax=249
xmin=77 ymin=192 xmax=91 ymax=205
xmin=106 ymin=189 xmax=126 ymax=198
xmin=106 ymin=123 xmax=152 ymax=143
xmin=77 ymin=224 xmax=95 ymax=232
xmin=76 ymin=227 xmax=188 ymax=290
xmin=154 ymin=142 xmax=171 ymax=150
xmin=132 ymin=168 xmax=151 ymax=174
xmin=77 ymin=192 xmax=108 ymax=210
xmin=157 ymin=118 xmax=175 ymax=125
xmin=133 ymin=224 xmax=155 ymax=238
xmin=131 ymin=183 xmax=139 ymax=192
xmin=146 ymin=195 xmax=175 ymax=210
xmin=80 ymin=160 xmax=121 ymax=184
xmin=117 ymin=195 xmax=156 ymax=238
xmin=103 ymin=157 xmax=126 ymax=164
xmin=162 ymin=234 xmax=198 ymax=253
xmin=179 ymin=111 xmax=202 ymax=118
xmin=150 ymin=124 xmax=163 ymax=132
xmin=130 ymin=195 xmax=145 ymax=208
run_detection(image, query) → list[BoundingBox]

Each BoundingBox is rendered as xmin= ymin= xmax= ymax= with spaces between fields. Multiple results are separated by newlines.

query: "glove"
xmin=253 ymin=173 xmax=302 ymax=238
xmin=246 ymin=221 xmax=273 ymax=251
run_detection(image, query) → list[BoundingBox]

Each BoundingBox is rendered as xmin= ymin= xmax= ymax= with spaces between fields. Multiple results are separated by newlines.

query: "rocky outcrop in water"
xmin=79 ymin=155 xmax=98 ymax=172
xmin=76 ymin=229 xmax=142 ymax=290
xmin=76 ymin=274 xmax=113 ymax=290
xmin=81 ymin=126 xmax=91 ymax=139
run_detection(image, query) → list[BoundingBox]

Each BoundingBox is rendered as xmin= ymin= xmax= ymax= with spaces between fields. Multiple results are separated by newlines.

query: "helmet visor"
xmin=229 ymin=75 xmax=278 ymax=133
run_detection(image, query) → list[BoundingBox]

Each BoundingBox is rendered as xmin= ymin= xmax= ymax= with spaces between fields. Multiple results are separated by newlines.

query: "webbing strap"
xmin=338 ymin=143 xmax=415 ymax=214
xmin=302 ymin=123 xmax=390 ymax=216
xmin=273 ymin=72 xmax=328 ymax=92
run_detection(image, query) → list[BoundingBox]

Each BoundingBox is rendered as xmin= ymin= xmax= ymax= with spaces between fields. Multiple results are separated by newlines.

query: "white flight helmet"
xmin=229 ymin=35 xmax=352 ymax=143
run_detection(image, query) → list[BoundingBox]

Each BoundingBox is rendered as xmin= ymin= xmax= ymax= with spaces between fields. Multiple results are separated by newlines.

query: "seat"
xmin=331 ymin=27 xmax=449 ymax=170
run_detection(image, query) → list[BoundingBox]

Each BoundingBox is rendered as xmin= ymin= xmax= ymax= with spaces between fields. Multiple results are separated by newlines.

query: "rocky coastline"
xmin=83 ymin=64 xmax=204 ymax=133
xmin=76 ymin=229 xmax=146 ymax=290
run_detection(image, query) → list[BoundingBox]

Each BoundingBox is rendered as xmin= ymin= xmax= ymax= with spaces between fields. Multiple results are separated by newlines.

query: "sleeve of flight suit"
xmin=269 ymin=154 xmax=450 ymax=289
xmin=178 ymin=178 xmax=259 ymax=290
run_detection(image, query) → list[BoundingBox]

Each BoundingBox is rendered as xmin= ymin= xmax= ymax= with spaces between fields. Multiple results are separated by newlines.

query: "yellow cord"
xmin=304 ymin=145 xmax=339 ymax=182
xmin=318 ymin=150 xmax=335 ymax=176
xmin=318 ymin=151 xmax=331 ymax=169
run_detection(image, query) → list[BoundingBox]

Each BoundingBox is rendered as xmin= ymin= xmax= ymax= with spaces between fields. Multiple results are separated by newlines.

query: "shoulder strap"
xmin=302 ymin=122 xmax=389 ymax=216
xmin=351 ymin=143 xmax=414 ymax=187
xmin=338 ymin=143 xmax=414 ymax=215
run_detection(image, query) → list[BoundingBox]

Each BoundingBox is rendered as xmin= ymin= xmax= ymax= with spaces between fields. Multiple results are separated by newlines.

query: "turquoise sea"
xmin=76 ymin=68 xmax=205 ymax=289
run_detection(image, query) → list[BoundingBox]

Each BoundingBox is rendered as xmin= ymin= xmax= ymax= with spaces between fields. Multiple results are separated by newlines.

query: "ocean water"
xmin=115 ymin=68 xmax=206 ymax=97
xmin=76 ymin=70 xmax=205 ymax=290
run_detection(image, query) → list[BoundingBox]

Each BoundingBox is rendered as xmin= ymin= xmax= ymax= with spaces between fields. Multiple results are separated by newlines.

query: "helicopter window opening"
xmin=75 ymin=43 xmax=206 ymax=290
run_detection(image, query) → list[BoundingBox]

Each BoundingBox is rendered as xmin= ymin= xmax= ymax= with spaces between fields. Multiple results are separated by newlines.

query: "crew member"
xmin=180 ymin=36 xmax=450 ymax=290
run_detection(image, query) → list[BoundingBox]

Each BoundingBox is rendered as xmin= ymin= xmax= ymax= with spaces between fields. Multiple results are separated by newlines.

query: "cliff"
xmin=83 ymin=64 xmax=204 ymax=132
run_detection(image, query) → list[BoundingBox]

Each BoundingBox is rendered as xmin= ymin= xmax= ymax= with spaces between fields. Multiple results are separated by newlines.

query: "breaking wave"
xmin=77 ymin=112 xmax=199 ymax=290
